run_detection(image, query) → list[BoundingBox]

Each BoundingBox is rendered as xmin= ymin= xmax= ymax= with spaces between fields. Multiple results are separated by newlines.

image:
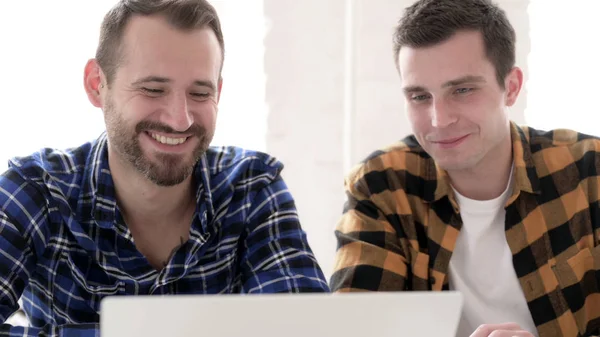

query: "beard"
xmin=103 ymin=97 xmax=211 ymax=186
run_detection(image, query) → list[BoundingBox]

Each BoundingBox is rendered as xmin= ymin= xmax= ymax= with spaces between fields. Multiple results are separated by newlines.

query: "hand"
xmin=469 ymin=323 xmax=535 ymax=337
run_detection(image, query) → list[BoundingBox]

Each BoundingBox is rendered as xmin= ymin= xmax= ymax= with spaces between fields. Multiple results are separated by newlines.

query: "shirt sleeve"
xmin=0 ymin=209 xmax=100 ymax=336
xmin=329 ymin=169 xmax=410 ymax=292
xmin=0 ymin=171 xmax=101 ymax=337
xmin=240 ymin=173 xmax=329 ymax=293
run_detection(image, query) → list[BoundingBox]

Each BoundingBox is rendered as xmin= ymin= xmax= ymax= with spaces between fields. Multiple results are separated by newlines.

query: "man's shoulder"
xmin=6 ymin=141 xmax=93 ymax=182
xmin=521 ymin=125 xmax=600 ymax=160
xmin=0 ymin=140 xmax=97 ymax=233
xmin=1 ymin=140 xmax=96 ymax=208
xmin=203 ymin=146 xmax=284 ymax=176
xmin=199 ymin=146 xmax=290 ymax=222
xmin=345 ymin=134 xmax=429 ymax=185
xmin=522 ymin=125 xmax=600 ymax=146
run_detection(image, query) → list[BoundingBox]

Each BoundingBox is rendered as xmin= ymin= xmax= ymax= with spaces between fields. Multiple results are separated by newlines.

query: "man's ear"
xmin=504 ymin=67 xmax=523 ymax=107
xmin=84 ymin=59 xmax=105 ymax=108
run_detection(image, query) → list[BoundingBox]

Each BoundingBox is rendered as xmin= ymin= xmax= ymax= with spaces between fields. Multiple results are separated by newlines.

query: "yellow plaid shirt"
xmin=331 ymin=122 xmax=600 ymax=337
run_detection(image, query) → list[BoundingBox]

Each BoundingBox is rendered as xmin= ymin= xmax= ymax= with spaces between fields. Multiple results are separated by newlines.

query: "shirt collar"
xmin=85 ymin=132 xmax=215 ymax=233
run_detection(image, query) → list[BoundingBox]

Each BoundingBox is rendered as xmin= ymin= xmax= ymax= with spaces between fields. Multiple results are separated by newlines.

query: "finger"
xmin=470 ymin=323 xmax=522 ymax=337
xmin=489 ymin=330 xmax=534 ymax=337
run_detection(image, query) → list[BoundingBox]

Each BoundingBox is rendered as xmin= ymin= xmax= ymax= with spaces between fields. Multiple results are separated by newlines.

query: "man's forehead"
xmin=115 ymin=17 xmax=222 ymax=78
xmin=121 ymin=15 xmax=219 ymax=51
xmin=399 ymin=46 xmax=491 ymax=89
xmin=398 ymin=31 xmax=487 ymax=68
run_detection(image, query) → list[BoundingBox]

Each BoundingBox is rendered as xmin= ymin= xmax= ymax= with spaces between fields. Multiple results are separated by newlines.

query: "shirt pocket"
xmin=551 ymin=247 xmax=600 ymax=336
xmin=408 ymin=246 xmax=431 ymax=290
xmin=53 ymin=251 xmax=124 ymax=322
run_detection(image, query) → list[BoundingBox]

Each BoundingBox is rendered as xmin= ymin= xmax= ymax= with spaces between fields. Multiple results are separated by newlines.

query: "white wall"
xmin=526 ymin=0 xmax=600 ymax=134
xmin=263 ymin=0 xmax=346 ymax=278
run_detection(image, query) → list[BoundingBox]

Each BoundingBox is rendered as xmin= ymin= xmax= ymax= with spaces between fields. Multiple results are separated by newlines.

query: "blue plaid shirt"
xmin=0 ymin=133 xmax=329 ymax=337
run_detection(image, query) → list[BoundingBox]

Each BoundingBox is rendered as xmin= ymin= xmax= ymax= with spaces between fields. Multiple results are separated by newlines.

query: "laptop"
xmin=100 ymin=291 xmax=463 ymax=337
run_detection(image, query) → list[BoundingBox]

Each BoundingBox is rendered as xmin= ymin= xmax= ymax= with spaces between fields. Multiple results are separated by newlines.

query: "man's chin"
xmin=144 ymin=165 xmax=194 ymax=186
xmin=133 ymin=146 xmax=206 ymax=185
xmin=434 ymin=154 xmax=482 ymax=172
xmin=135 ymin=154 xmax=195 ymax=186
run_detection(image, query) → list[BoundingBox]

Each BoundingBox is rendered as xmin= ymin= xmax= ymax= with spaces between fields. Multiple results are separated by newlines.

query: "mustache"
xmin=135 ymin=121 xmax=205 ymax=136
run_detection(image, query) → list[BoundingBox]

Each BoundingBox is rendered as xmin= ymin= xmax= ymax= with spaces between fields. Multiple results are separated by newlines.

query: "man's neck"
xmin=447 ymin=133 xmax=513 ymax=201
xmin=108 ymin=151 xmax=196 ymax=228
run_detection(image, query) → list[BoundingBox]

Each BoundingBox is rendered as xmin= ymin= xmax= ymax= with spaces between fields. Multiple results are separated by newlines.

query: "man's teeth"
xmin=150 ymin=133 xmax=187 ymax=145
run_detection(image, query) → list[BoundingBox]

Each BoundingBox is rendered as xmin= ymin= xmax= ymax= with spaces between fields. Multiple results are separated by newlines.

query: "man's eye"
xmin=411 ymin=94 xmax=430 ymax=101
xmin=455 ymin=88 xmax=472 ymax=94
xmin=142 ymin=88 xmax=163 ymax=94
xmin=191 ymin=93 xmax=209 ymax=98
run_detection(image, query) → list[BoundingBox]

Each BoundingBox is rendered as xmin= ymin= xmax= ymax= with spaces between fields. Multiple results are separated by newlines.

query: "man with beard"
xmin=0 ymin=0 xmax=328 ymax=336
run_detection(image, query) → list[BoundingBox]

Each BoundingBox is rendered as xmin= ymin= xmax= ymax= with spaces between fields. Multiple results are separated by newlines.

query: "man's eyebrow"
xmin=402 ymin=75 xmax=487 ymax=94
xmin=402 ymin=85 xmax=427 ymax=94
xmin=131 ymin=76 xmax=216 ymax=91
xmin=131 ymin=76 xmax=171 ymax=86
xmin=442 ymin=75 xmax=486 ymax=88
xmin=193 ymin=80 xmax=216 ymax=91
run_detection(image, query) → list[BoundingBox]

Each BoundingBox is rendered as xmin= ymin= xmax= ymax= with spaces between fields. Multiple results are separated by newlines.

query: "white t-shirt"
xmin=449 ymin=171 xmax=538 ymax=337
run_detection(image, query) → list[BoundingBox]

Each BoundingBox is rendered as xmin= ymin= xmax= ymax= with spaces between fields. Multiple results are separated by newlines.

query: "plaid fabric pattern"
xmin=331 ymin=122 xmax=600 ymax=337
xmin=0 ymin=132 xmax=328 ymax=337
